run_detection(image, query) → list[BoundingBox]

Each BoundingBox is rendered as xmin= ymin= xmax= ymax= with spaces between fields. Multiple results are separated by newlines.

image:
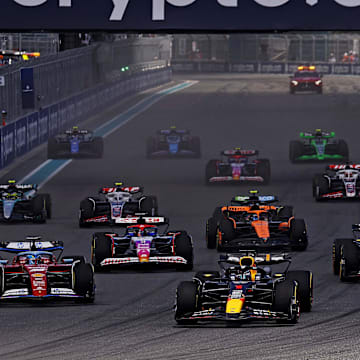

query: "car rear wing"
xmin=0 ymin=184 xmax=37 ymax=191
xmin=65 ymin=130 xmax=89 ymax=135
xmin=300 ymin=131 xmax=335 ymax=139
xmin=115 ymin=216 xmax=168 ymax=225
xmin=0 ymin=238 xmax=64 ymax=253
xmin=222 ymin=149 xmax=258 ymax=156
xmin=231 ymin=195 xmax=278 ymax=205
xmin=328 ymin=164 xmax=360 ymax=170
xmin=100 ymin=186 xmax=143 ymax=194
xmin=220 ymin=252 xmax=290 ymax=265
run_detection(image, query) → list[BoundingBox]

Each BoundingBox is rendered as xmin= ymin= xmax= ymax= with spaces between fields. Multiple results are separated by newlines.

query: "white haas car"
xmin=79 ymin=183 xmax=158 ymax=227
xmin=313 ymin=164 xmax=360 ymax=201
xmin=91 ymin=217 xmax=193 ymax=271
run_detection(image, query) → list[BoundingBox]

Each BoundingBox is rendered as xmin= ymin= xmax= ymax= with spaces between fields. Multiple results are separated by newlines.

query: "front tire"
xmin=206 ymin=217 xmax=217 ymax=249
xmin=333 ymin=239 xmax=353 ymax=275
xmin=92 ymin=233 xmax=113 ymax=271
xmin=175 ymin=281 xmax=198 ymax=325
xmin=290 ymin=219 xmax=308 ymax=251
xmin=286 ymin=271 xmax=313 ymax=312
xmin=174 ymin=232 xmax=193 ymax=271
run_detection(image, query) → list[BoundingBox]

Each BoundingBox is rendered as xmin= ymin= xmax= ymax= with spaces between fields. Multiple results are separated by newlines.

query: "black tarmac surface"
xmin=1 ymin=74 xmax=360 ymax=360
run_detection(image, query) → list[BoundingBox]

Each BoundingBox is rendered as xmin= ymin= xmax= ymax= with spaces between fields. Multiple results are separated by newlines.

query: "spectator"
xmin=342 ymin=52 xmax=349 ymax=62
xmin=328 ymin=53 xmax=336 ymax=63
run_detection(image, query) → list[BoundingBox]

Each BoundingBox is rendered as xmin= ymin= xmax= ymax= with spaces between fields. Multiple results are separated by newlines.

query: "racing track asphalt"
xmin=1 ymin=74 xmax=360 ymax=360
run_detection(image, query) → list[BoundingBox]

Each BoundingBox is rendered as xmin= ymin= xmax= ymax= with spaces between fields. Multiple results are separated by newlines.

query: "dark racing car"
xmin=313 ymin=164 xmax=360 ymax=201
xmin=333 ymin=224 xmax=360 ymax=282
xmin=289 ymin=65 xmax=323 ymax=94
xmin=79 ymin=183 xmax=158 ymax=227
xmin=175 ymin=252 xmax=313 ymax=324
xmin=206 ymin=190 xmax=308 ymax=251
xmin=47 ymin=126 xmax=103 ymax=159
xmin=205 ymin=149 xmax=271 ymax=185
xmin=91 ymin=216 xmax=193 ymax=271
xmin=0 ymin=237 xmax=95 ymax=303
xmin=146 ymin=127 xmax=201 ymax=158
xmin=289 ymin=129 xmax=349 ymax=163
xmin=0 ymin=180 xmax=51 ymax=223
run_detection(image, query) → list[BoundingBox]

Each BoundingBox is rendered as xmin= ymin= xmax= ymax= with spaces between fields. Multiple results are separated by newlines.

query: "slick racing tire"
xmin=256 ymin=159 xmax=271 ymax=185
xmin=205 ymin=160 xmax=218 ymax=185
xmin=313 ymin=175 xmax=329 ymax=201
xmin=333 ymin=239 xmax=353 ymax=275
xmin=41 ymin=193 xmax=52 ymax=219
xmin=139 ymin=196 xmax=158 ymax=216
xmin=273 ymin=279 xmax=299 ymax=324
xmin=191 ymin=136 xmax=201 ymax=158
xmin=194 ymin=271 xmax=220 ymax=283
xmin=31 ymin=195 xmax=47 ymax=224
xmin=175 ymin=281 xmax=198 ymax=325
xmin=206 ymin=217 xmax=217 ymax=249
xmin=340 ymin=241 xmax=360 ymax=282
xmin=337 ymin=140 xmax=349 ymax=161
xmin=286 ymin=271 xmax=313 ymax=312
xmin=92 ymin=233 xmax=112 ymax=271
xmin=277 ymin=205 xmax=293 ymax=219
xmin=79 ymin=199 xmax=95 ymax=227
xmin=218 ymin=218 xmax=235 ymax=250
xmin=289 ymin=141 xmax=303 ymax=163
xmin=174 ymin=232 xmax=193 ymax=271
xmin=290 ymin=219 xmax=308 ymax=251
xmin=93 ymin=137 xmax=104 ymax=158
xmin=73 ymin=263 xmax=95 ymax=303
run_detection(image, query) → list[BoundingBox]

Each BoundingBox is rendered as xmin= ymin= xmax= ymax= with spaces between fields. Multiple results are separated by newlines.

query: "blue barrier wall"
xmin=0 ymin=67 xmax=172 ymax=170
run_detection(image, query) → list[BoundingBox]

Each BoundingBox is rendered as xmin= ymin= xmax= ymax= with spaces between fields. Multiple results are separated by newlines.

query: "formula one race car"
xmin=0 ymin=180 xmax=51 ymax=223
xmin=0 ymin=237 xmax=95 ymax=302
xmin=205 ymin=149 xmax=271 ymax=185
xmin=332 ymin=224 xmax=360 ymax=281
xmin=313 ymin=164 xmax=360 ymax=201
xmin=289 ymin=65 xmax=323 ymax=94
xmin=206 ymin=190 xmax=308 ymax=251
xmin=47 ymin=126 xmax=103 ymax=159
xmin=146 ymin=127 xmax=201 ymax=158
xmin=91 ymin=216 xmax=193 ymax=271
xmin=289 ymin=129 xmax=349 ymax=163
xmin=79 ymin=183 xmax=158 ymax=227
xmin=175 ymin=252 xmax=313 ymax=324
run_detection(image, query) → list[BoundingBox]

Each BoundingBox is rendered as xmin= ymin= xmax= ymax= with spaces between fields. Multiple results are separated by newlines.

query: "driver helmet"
xmin=26 ymin=254 xmax=36 ymax=265
xmin=72 ymin=126 xmax=79 ymax=134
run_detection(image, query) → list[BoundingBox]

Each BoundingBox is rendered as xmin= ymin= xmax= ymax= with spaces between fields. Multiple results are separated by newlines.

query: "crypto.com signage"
xmin=3 ymin=0 xmax=360 ymax=31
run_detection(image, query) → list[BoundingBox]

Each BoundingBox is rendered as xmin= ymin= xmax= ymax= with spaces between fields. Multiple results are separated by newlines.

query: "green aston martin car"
xmin=289 ymin=129 xmax=349 ymax=163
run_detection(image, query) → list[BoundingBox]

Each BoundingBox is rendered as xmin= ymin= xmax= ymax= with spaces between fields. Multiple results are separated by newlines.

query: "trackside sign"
xmin=3 ymin=0 xmax=360 ymax=30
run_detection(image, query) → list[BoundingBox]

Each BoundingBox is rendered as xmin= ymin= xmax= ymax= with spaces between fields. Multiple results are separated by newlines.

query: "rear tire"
xmin=313 ymin=175 xmax=329 ymax=201
xmin=290 ymin=219 xmax=308 ymax=251
xmin=333 ymin=239 xmax=353 ymax=275
xmin=79 ymin=199 xmax=94 ymax=227
xmin=218 ymin=217 xmax=236 ymax=251
xmin=175 ymin=232 xmax=193 ymax=271
xmin=205 ymin=160 xmax=218 ymax=185
xmin=256 ymin=159 xmax=271 ymax=185
xmin=206 ymin=217 xmax=217 ymax=249
xmin=175 ymin=281 xmax=198 ymax=324
xmin=31 ymin=195 xmax=46 ymax=223
xmin=340 ymin=241 xmax=360 ymax=282
xmin=289 ymin=141 xmax=303 ymax=163
xmin=92 ymin=233 xmax=113 ymax=271
xmin=139 ymin=196 xmax=158 ymax=216
xmin=286 ymin=271 xmax=313 ymax=312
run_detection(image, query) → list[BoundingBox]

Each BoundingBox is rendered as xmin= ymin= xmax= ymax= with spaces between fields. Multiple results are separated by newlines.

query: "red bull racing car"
xmin=205 ymin=149 xmax=271 ymax=185
xmin=91 ymin=217 xmax=193 ymax=271
xmin=313 ymin=164 xmax=360 ymax=201
xmin=175 ymin=252 xmax=313 ymax=324
xmin=0 ymin=237 xmax=95 ymax=303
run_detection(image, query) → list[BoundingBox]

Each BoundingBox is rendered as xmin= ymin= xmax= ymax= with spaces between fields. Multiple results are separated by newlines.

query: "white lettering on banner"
xmin=3 ymin=132 xmax=14 ymax=161
xmin=16 ymin=126 xmax=26 ymax=151
xmin=13 ymin=0 xmax=71 ymax=6
xmin=28 ymin=121 xmax=38 ymax=144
